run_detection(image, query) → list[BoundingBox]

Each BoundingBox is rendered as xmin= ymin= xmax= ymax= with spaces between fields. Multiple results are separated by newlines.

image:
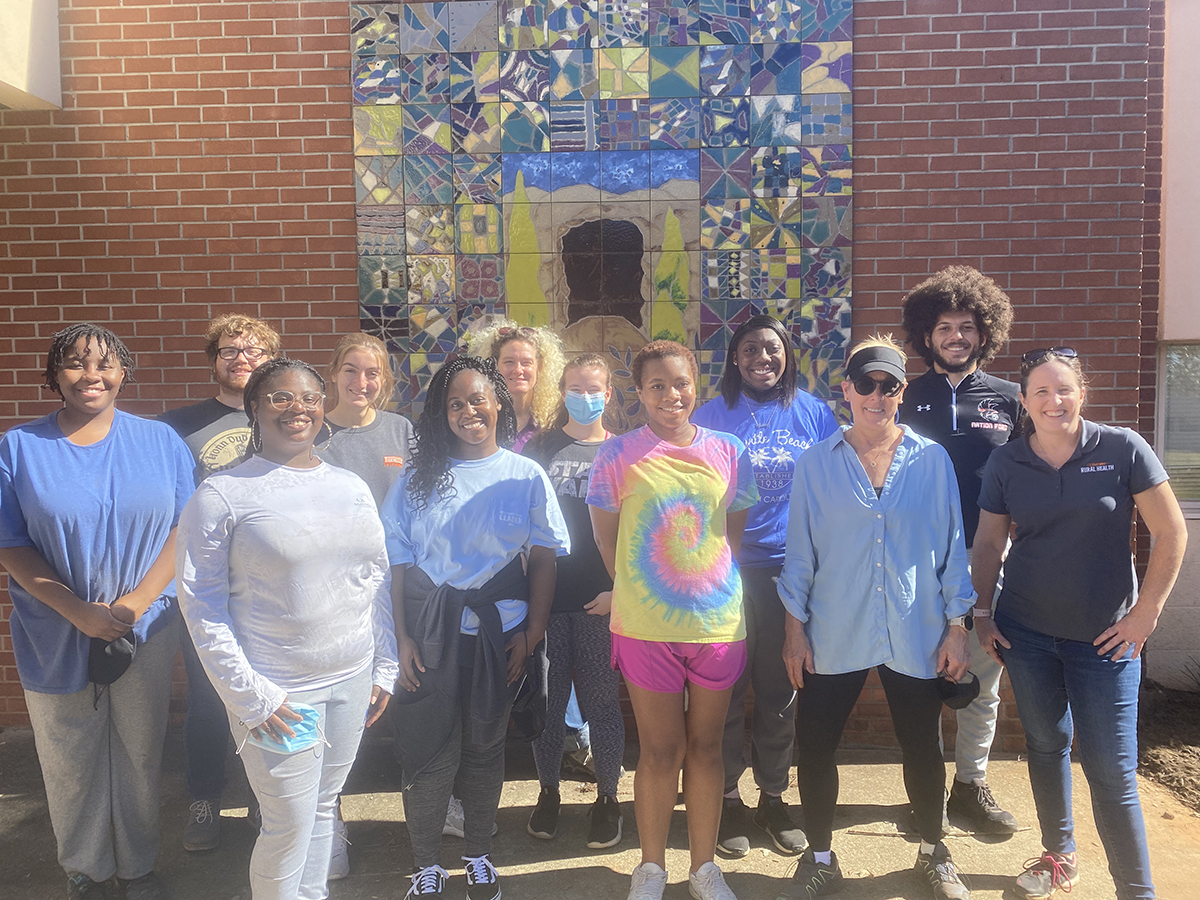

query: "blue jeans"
xmin=997 ymin=611 xmax=1154 ymax=900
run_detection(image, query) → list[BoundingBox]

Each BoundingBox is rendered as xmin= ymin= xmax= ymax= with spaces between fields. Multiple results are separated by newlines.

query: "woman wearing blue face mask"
xmin=521 ymin=353 xmax=626 ymax=850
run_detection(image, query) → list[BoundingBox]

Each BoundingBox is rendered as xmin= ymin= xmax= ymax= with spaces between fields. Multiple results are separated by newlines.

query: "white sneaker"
xmin=688 ymin=861 xmax=738 ymax=900
xmin=444 ymin=794 xmax=499 ymax=838
xmin=328 ymin=803 xmax=350 ymax=881
xmin=627 ymin=862 xmax=668 ymax=900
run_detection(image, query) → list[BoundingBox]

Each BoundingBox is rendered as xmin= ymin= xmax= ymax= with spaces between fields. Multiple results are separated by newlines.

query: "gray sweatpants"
xmin=25 ymin=614 xmax=179 ymax=883
xmin=721 ymin=565 xmax=795 ymax=796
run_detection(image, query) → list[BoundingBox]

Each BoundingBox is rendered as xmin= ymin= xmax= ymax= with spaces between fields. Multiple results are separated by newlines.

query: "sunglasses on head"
xmin=851 ymin=374 xmax=904 ymax=397
xmin=1020 ymin=346 xmax=1077 ymax=367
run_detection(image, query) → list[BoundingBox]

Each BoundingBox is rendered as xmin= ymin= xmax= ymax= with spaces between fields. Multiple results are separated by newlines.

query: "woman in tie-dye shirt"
xmin=587 ymin=341 xmax=757 ymax=900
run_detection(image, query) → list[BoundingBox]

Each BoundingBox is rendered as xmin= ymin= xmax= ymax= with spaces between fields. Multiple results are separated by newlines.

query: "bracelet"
xmin=971 ymin=608 xmax=993 ymax=618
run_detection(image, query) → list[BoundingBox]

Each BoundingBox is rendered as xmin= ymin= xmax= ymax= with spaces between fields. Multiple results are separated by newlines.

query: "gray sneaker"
xmin=182 ymin=798 xmax=220 ymax=851
xmin=1015 ymin=852 xmax=1079 ymax=899
xmin=119 ymin=873 xmax=165 ymax=900
xmin=66 ymin=874 xmax=107 ymax=900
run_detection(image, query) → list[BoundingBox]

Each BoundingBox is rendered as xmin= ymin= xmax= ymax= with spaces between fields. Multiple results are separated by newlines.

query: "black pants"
xmin=794 ymin=664 xmax=945 ymax=851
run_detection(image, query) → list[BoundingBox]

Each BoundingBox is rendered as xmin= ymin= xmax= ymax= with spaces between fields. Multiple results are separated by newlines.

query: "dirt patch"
xmin=1139 ymin=681 xmax=1200 ymax=814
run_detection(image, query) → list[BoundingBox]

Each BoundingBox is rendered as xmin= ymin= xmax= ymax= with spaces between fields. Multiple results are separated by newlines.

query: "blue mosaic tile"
xmin=751 ymin=146 xmax=805 ymax=197
xmin=701 ymin=250 xmax=749 ymax=301
xmin=450 ymin=101 xmax=502 ymax=153
xmin=701 ymin=97 xmax=750 ymax=147
xmin=802 ymin=0 xmax=852 ymax=41
xmin=500 ymin=100 xmax=551 ymax=152
xmin=501 ymin=152 xmax=554 ymax=198
xmin=750 ymin=42 xmax=803 ymax=95
xmin=647 ymin=0 xmax=697 ymax=46
xmin=402 ymin=102 xmax=453 ymax=154
xmin=548 ymin=0 xmax=597 ymax=49
xmin=600 ymin=0 xmax=650 ymax=47
xmin=700 ymin=198 xmax=751 ymax=248
xmin=352 ymin=3 xmax=399 ymax=56
xmin=551 ymin=151 xmax=602 ymax=191
xmin=801 ymin=245 xmax=852 ymax=301
xmin=699 ymin=147 xmax=751 ymax=199
xmin=357 ymin=207 xmax=406 ymax=256
xmin=397 ymin=53 xmax=450 ymax=103
xmin=410 ymin=303 xmax=458 ymax=352
xmin=649 ymin=46 xmax=700 ymax=98
xmin=598 ymin=98 xmax=651 ymax=149
xmin=356 ymin=156 xmax=405 ymax=205
xmin=748 ymin=247 xmax=804 ymax=300
xmin=449 ymin=51 xmax=502 ymax=102
xmin=648 ymin=97 xmax=701 ymax=148
xmin=452 ymin=153 xmax=504 ymax=203
xmin=405 ymin=204 xmax=457 ymax=254
xmin=359 ymin=254 xmax=408 ymax=306
xmin=600 ymin=149 xmax=651 ymax=195
xmin=360 ymin=301 xmax=409 ymax=353
xmin=353 ymin=57 xmax=402 ymax=105
xmin=449 ymin=1 xmax=500 ymax=51
xmin=401 ymin=3 xmax=450 ymax=54
xmin=500 ymin=50 xmax=551 ymax=101
xmin=801 ymin=92 xmax=852 ymax=144
xmin=750 ymin=196 xmax=804 ymax=249
xmin=598 ymin=47 xmax=651 ymax=98
xmin=750 ymin=94 xmax=803 ymax=146
xmin=690 ymin=0 xmax=751 ymax=44
xmin=500 ymin=0 xmax=548 ymax=49
xmin=403 ymin=154 xmax=455 ymax=205
xmin=801 ymin=144 xmax=851 ymax=195
xmin=549 ymin=48 xmax=599 ymax=100
xmin=549 ymin=100 xmax=600 ymax=150
xmin=750 ymin=0 xmax=800 ymax=42
xmin=699 ymin=44 xmax=751 ymax=97
xmin=802 ymin=195 xmax=852 ymax=248
xmin=801 ymin=41 xmax=852 ymax=93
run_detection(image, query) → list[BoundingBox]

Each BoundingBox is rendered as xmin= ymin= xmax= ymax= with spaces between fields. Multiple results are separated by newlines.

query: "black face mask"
xmin=937 ymin=671 xmax=981 ymax=710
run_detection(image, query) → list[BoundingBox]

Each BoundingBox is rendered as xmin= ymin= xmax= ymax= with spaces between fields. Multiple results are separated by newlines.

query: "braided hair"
xmin=408 ymin=355 xmax=517 ymax=511
xmin=241 ymin=356 xmax=326 ymax=459
xmin=43 ymin=323 xmax=136 ymax=393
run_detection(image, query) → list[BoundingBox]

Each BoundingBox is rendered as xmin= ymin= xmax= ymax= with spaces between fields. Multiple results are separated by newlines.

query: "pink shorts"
xmin=611 ymin=634 xmax=747 ymax=694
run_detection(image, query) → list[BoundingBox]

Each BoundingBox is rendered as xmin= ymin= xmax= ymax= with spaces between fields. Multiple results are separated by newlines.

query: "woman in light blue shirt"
xmin=774 ymin=337 xmax=976 ymax=900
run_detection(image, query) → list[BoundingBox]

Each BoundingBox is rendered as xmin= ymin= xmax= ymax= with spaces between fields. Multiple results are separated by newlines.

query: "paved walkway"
xmin=1 ymin=727 xmax=1198 ymax=900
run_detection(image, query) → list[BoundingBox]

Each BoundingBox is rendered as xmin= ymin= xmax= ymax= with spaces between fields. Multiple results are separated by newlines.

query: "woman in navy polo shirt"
xmin=972 ymin=348 xmax=1187 ymax=900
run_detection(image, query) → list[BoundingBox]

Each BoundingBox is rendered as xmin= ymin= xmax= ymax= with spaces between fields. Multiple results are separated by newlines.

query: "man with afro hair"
xmin=898 ymin=265 xmax=1021 ymax=836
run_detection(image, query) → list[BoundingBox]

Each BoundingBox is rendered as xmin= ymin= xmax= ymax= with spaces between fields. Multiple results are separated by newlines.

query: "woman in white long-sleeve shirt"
xmin=176 ymin=357 xmax=399 ymax=900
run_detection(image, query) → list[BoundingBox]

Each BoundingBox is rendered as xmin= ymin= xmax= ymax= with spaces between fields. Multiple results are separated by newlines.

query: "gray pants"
xmin=25 ymin=614 xmax=179 ymax=883
xmin=950 ymin=546 xmax=1005 ymax=783
xmin=721 ymin=564 xmax=794 ymax=796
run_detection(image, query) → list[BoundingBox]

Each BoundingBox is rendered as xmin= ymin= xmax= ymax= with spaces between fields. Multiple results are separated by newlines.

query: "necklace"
xmin=851 ymin=427 xmax=902 ymax=469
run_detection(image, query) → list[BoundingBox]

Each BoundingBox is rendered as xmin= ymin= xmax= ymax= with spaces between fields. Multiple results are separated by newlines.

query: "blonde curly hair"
xmin=466 ymin=320 xmax=565 ymax=431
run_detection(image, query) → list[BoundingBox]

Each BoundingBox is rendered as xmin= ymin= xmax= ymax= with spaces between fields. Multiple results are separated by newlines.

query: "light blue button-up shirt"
xmin=778 ymin=425 xmax=976 ymax=679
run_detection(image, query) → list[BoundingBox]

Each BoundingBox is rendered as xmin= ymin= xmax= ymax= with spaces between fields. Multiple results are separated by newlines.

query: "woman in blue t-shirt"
xmin=691 ymin=315 xmax=838 ymax=859
xmin=379 ymin=356 xmax=569 ymax=900
xmin=0 ymin=324 xmax=195 ymax=900
xmin=972 ymin=348 xmax=1187 ymax=900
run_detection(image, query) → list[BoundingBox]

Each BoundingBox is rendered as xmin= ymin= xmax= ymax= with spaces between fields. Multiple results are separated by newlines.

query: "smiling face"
xmin=928 ymin=311 xmax=984 ymax=374
xmin=497 ymin=339 xmax=538 ymax=398
xmin=55 ymin=337 xmax=126 ymax=420
xmin=637 ymin=354 xmax=696 ymax=432
xmin=736 ymin=327 xmax=787 ymax=395
xmin=842 ymin=370 xmax=906 ymax=429
xmin=446 ymin=369 xmax=500 ymax=458
xmin=1020 ymin=358 xmax=1085 ymax=438
xmin=334 ymin=347 xmax=384 ymax=411
xmin=214 ymin=332 xmax=272 ymax=397
xmin=252 ymin=369 xmax=325 ymax=463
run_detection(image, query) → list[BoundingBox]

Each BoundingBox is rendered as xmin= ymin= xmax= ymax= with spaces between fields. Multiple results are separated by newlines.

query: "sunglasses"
xmin=851 ymin=374 xmax=904 ymax=398
xmin=216 ymin=346 xmax=270 ymax=361
xmin=264 ymin=390 xmax=325 ymax=411
xmin=1020 ymin=346 xmax=1077 ymax=367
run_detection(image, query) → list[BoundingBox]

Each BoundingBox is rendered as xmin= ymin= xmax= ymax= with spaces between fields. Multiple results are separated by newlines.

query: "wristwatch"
xmin=947 ymin=615 xmax=973 ymax=632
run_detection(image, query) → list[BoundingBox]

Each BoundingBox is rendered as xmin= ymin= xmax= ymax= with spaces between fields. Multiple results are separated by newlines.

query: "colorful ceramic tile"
xmin=547 ymin=0 xmax=597 ymax=49
xmin=700 ymin=250 xmax=749 ymax=301
xmin=689 ymin=0 xmax=751 ymax=44
xmin=598 ymin=48 xmax=651 ymax=99
xmin=801 ymin=246 xmax=852 ymax=301
xmin=406 ymin=255 xmax=456 ymax=304
xmin=598 ymin=99 xmax=651 ymax=149
xmin=751 ymin=146 xmax=805 ymax=197
xmin=410 ymin=303 xmax=458 ymax=352
xmin=452 ymin=153 xmax=504 ymax=204
xmin=450 ymin=102 xmax=502 ymax=153
xmin=701 ymin=97 xmax=750 ymax=147
xmin=455 ymin=203 xmax=504 ymax=253
xmin=647 ymin=0 xmax=697 ymax=46
xmin=356 ymin=156 xmax=405 ymax=205
xmin=700 ymin=199 xmax=750 ymax=249
xmin=698 ymin=44 xmax=751 ymax=97
xmin=801 ymin=42 xmax=852 ymax=93
xmin=750 ymin=0 xmax=801 ymax=43
xmin=749 ymin=247 xmax=804 ymax=299
xmin=352 ymin=3 xmax=399 ymax=56
xmin=801 ymin=0 xmax=852 ymax=41
xmin=801 ymin=144 xmax=852 ymax=195
xmin=449 ymin=51 xmax=502 ymax=102
xmin=457 ymin=296 xmax=508 ymax=340
xmin=500 ymin=50 xmax=551 ymax=101
xmin=750 ymin=42 xmax=803 ymax=95
xmin=549 ymin=48 xmax=599 ymax=100
xmin=797 ymin=294 xmax=851 ymax=350
xmin=353 ymin=107 xmax=405 ymax=155
xmin=449 ymin=1 xmax=500 ymax=51
xmin=796 ymin=347 xmax=845 ymax=401
xmin=456 ymin=254 xmax=505 ymax=303
xmin=700 ymin=147 xmax=751 ymax=199
xmin=397 ymin=53 xmax=451 ymax=103
xmin=700 ymin=297 xmax=753 ymax=349
xmin=403 ymin=155 xmax=454 ymax=205
xmin=750 ymin=94 xmax=803 ymax=146
xmin=750 ymin=196 xmax=804 ymax=249
xmin=801 ymin=93 xmax=852 ymax=144
xmin=600 ymin=149 xmax=651 ymax=195
xmin=649 ymin=148 xmax=700 ymax=193
xmin=649 ymin=46 xmax=700 ymax=97
xmin=696 ymin=349 xmax=726 ymax=396
xmin=801 ymin=196 xmax=852 ymax=248
xmin=499 ymin=0 xmax=547 ymax=49
xmin=405 ymin=205 xmax=456 ymax=254
xmin=551 ymin=151 xmax=603 ymax=191
xmin=402 ymin=103 xmax=453 ymax=154
xmin=501 ymin=152 xmax=554 ymax=198
xmin=360 ymin=302 xmax=409 ymax=353
xmin=401 ymin=3 xmax=450 ymax=54
xmin=353 ymin=57 xmax=402 ymax=105
xmin=407 ymin=351 xmax=450 ymax=415
xmin=357 ymin=207 xmax=406 ymax=255
xmin=648 ymin=97 xmax=701 ymax=148
xmin=550 ymin=99 xmax=599 ymax=150
xmin=600 ymin=0 xmax=650 ymax=47
xmin=500 ymin=100 xmax=550 ymax=151
xmin=359 ymin=254 xmax=409 ymax=306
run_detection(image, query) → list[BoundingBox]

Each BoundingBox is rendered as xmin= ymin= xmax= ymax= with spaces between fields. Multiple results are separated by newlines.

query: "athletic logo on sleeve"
xmin=916 ymin=404 xmax=931 ymax=411
xmin=977 ymin=398 xmax=1001 ymax=422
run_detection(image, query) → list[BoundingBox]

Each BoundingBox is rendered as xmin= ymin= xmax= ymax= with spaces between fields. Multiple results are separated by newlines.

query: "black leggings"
xmin=794 ymin=665 xmax=945 ymax=850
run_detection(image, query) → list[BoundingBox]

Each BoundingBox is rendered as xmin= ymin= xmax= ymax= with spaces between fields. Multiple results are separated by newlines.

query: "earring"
xmin=314 ymin=422 xmax=333 ymax=451
xmin=249 ymin=421 xmax=263 ymax=455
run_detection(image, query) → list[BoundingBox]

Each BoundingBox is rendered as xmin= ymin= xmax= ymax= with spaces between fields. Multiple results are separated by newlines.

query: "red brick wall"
xmin=0 ymin=0 xmax=359 ymax=725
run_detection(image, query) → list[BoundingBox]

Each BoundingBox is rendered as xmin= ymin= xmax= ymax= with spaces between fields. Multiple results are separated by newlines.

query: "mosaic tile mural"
xmin=352 ymin=0 xmax=852 ymax=419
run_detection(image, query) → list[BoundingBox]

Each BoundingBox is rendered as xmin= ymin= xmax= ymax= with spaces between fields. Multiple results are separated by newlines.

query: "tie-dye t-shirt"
xmin=586 ymin=425 xmax=758 ymax=643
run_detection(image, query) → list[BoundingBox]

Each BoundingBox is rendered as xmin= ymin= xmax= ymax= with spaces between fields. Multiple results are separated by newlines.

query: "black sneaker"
xmin=753 ymin=794 xmax=808 ymax=855
xmin=182 ymin=797 xmax=220 ymax=851
xmin=66 ymin=874 xmax=107 ymax=900
xmin=716 ymin=797 xmax=751 ymax=858
xmin=586 ymin=794 xmax=623 ymax=849
xmin=527 ymin=786 xmax=560 ymax=840
xmin=119 ymin=873 xmax=166 ymax=900
xmin=405 ymin=865 xmax=448 ymax=898
xmin=463 ymin=854 xmax=501 ymax=900
xmin=947 ymin=779 xmax=1018 ymax=834
xmin=914 ymin=842 xmax=970 ymax=900
xmin=776 ymin=850 xmax=844 ymax=899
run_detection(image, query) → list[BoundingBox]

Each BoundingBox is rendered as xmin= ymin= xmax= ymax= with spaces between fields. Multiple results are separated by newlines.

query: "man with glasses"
xmin=898 ymin=266 xmax=1021 ymax=836
xmin=160 ymin=313 xmax=281 ymax=851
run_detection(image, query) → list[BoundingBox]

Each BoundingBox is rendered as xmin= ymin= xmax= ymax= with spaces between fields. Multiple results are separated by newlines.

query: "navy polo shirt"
xmin=978 ymin=420 xmax=1168 ymax=642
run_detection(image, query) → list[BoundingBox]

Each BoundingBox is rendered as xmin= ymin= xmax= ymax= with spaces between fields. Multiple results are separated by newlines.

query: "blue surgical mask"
xmin=565 ymin=391 xmax=606 ymax=425
xmin=237 ymin=702 xmax=329 ymax=756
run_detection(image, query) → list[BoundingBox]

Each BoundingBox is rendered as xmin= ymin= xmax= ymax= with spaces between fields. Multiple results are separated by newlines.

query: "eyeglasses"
xmin=851 ymin=374 xmax=904 ymax=397
xmin=264 ymin=390 xmax=325 ymax=410
xmin=1020 ymin=346 xmax=1078 ymax=367
xmin=217 ymin=346 xmax=270 ymax=361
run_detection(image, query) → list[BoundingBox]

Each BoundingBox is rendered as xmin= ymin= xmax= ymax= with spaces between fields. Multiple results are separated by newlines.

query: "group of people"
xmin=0 ymin=265 xmax=1185 ymax=900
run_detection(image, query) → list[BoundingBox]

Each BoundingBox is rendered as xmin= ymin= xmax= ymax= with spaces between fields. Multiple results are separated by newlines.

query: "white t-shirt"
xmin=176 ymin=455 xmax=399 ymax=728
xmin=380 ymin=448 xmax=571 ymax=635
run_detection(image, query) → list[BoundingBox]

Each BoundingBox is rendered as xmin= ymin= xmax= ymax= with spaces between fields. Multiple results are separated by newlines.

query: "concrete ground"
xmin=1 ymin=727 xmax=1198 ymax=900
